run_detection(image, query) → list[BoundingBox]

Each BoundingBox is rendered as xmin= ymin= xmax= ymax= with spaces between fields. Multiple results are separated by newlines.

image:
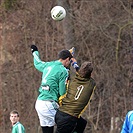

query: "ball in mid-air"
xmin=51 ymin=6 xmax=66 ymax=21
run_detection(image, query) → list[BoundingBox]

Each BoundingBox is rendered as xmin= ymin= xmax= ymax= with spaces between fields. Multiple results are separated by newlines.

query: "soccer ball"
xmin=51 ymin=6 xmax=66 ymax=21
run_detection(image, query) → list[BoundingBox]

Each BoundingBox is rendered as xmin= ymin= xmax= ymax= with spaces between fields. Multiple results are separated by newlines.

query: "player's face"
xmin=64 ymin=58 xmax=71 ymax=67
xmin=10 ymin=113 xmax=19 ymax=125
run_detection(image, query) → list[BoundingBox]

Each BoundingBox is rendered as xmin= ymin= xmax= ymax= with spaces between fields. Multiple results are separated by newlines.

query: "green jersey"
xmin=12 ymin=122 xmax=25 ymax=133
xmin=59 ymin=74 xmax=96 ymax=117
xmin=33 ymin=51 xmax=68 ymax=102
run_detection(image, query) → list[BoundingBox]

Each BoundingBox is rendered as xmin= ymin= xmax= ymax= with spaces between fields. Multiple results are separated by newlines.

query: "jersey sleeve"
xmin=121 ymin=113 xmax=129 ymax=133
xmin=32 ymin=51 xmax=48 ymax=72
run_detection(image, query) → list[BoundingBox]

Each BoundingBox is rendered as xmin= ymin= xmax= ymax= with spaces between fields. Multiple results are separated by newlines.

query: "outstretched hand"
xmin=31 ymin=45 xmax=38 ymax=53
xmin=69 ymin=47 xmax=75 ymax=56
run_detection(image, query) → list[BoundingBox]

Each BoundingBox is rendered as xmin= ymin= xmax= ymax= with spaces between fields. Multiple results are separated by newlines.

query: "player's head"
xmin=78 ymin=61 xmax=93 ymax=78
xmin=58 ymin=49 xmax=73 ymax=60
xmin=10 ymin=110 xmax=20 ymax=125
xmin=58 ymin=49 xmax=73 ymax=67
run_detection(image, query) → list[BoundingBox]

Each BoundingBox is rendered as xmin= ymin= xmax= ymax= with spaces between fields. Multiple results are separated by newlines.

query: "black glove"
xmin=31 ymin=45 xmax=38 ymax=53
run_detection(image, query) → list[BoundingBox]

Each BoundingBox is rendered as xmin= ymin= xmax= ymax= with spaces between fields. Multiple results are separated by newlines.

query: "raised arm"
xmin=31 ymin=45 xmax=48 ymax=72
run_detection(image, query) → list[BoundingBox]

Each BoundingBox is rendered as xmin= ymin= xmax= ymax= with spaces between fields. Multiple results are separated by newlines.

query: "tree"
xmin=0 ymin=0 xmax=132 ymax=132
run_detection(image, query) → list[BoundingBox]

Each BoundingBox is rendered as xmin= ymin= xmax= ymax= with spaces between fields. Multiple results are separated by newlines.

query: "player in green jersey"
xmin=55 ymin=61 xmax=96 ymax=133
xmin=31 ymin=45 xmax=73 ymax=133
xmin=10 ymin=110 xmax=25 ymax=133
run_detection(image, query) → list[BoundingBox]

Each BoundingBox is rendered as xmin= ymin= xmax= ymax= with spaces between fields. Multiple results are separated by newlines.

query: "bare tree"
xmin=0 ymin=0 xmax=132 ymax=133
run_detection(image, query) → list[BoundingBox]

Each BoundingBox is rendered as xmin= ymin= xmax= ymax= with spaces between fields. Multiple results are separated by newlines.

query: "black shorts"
xmin=55 ymin=110 xmax=87 ymax=133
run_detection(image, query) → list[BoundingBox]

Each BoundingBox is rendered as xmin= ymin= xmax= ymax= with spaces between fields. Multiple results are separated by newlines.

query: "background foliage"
xmin=0 ymin=0 xmax=133 ymax=133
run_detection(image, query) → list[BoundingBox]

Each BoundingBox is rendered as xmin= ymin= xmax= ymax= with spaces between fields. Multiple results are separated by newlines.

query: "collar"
xmin=13 ymin=122 xmax=19 ymax=127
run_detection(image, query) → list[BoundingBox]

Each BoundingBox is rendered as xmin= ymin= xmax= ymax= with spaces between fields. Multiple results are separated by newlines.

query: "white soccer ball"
xmin=51 ymin=6 xmax=66 ymax=21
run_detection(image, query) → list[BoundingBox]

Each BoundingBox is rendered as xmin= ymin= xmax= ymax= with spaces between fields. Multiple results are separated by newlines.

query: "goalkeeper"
xmin=55 ymin=61 xmax=96 ymax=133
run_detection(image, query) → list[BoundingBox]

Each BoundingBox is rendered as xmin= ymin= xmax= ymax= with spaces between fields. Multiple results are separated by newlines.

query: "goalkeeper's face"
xmin=10 ymin=113 xmax=19 ymax=125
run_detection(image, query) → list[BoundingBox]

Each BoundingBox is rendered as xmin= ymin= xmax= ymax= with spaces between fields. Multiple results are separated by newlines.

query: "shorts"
xmin=55 ymin=110 xmax=87 ymax=133
xmin=55 ymin=110 xmax=78 ymax=133
xmin=35 ymin=99 xmax=59 ymax=127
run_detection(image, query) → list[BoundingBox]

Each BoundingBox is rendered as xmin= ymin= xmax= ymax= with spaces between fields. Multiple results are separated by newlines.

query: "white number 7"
xmin=74 ymin=85 xmax=84 ymax=100
xmin=42 ymin=66 xmax=52 ymax=83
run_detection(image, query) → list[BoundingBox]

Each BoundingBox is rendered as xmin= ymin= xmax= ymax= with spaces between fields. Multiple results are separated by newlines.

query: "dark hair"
xmin=78 ymin=61 xmax=93 ymax=78
xmin=10 ymin=110 xmax=19 ymax=117
xmin=58 ymin=50 xmax=73 ymax=60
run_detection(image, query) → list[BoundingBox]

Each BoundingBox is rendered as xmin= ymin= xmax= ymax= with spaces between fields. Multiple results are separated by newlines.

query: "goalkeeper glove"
xmin=69 ymin=47 xmax=75 ymax=56
xmin=31 ymin=45 xmax=38 ymax=53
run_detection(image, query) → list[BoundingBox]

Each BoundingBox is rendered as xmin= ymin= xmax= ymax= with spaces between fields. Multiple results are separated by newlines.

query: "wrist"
xmin=72 ymin=62 xmax=79 ymax=69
